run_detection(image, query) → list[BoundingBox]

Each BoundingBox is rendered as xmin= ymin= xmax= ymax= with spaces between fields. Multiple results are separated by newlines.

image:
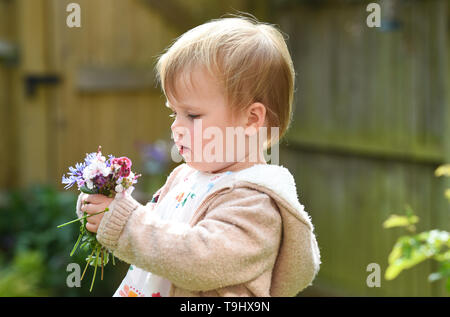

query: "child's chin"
xmin=185 ymin=161 xmax=206 ymax=171
xmin=185 ymin=161 xmax=225 ymax=173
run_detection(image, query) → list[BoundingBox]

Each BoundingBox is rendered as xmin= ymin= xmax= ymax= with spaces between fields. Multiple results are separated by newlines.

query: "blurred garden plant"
xmin=383 ymin=164 xmax=450 ymax=292
xmin=0 ymin=185 xmax=130 ymax=296
xmin=0 ymin=250 xmax=47 ymax=296
xmin=0 ymin=185 xmax=82 ymax=296
xmin=135 ymin=139 xmax=172 ymax=197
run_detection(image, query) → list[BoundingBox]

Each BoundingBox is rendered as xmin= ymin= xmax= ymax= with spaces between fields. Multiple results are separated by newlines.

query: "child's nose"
xmin=170 ymin=118 xmax=179 ymax=131
xmin=171 ymin=124 xmax=188 ymax=142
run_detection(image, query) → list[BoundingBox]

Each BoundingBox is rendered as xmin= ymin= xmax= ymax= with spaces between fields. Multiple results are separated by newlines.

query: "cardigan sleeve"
xmin=96 ymin=187 xmax=282 ymax=292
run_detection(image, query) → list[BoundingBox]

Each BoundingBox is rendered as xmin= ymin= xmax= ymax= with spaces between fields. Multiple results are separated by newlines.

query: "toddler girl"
xmin=77 ymin=15 xmax=321 ymax=297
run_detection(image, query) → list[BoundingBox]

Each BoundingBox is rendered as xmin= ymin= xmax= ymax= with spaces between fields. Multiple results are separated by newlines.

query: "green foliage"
xmin=435 ymin=164 xmax=450 ymax=204
xmin=384 ymin=164 xmax=450 ymax=292
xmin=0 ymin=250 xmax=48 ymax=296
xmin=435 ymin=164 xmax=450 ymax=178
xmin=0 ymin=184 xmax=127 ymax=296
xmin=385 ymin=230 xmax=449 ymax=280
xmin=382 ymin=205 xmax=418 ymax=232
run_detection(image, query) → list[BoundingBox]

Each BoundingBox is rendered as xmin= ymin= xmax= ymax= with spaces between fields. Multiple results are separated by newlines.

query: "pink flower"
xmin=112 ymin=157 xmax=132 ymax=168
xmin=112 ymin=157 xmax=132 ymax=177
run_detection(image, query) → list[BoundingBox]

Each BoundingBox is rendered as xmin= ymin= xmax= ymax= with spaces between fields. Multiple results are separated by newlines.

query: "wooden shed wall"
xmin=276 ymin=0 xmax=449 ymax=296
xmin=0 ymin=0 xmax=448 ymax=296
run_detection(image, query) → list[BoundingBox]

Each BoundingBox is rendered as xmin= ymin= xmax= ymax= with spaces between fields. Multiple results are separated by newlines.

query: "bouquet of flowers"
xmin=58 ymin=146 xmax=141 ymax=291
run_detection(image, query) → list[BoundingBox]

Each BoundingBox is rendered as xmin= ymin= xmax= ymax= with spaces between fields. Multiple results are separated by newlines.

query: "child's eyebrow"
xmin=165 ymin=101 xmax=200 ymax=111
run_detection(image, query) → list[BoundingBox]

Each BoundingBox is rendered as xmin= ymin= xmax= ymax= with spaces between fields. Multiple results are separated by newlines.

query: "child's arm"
xmin=96 ymin=187 xmax=282 ymax=292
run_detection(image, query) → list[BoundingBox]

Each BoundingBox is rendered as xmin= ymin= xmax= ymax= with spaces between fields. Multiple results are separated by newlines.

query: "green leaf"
xmin=385 ymin=230 xmax=449 ymax=281
xmin=388 ymin=239 xmax=404 ymax=264
xmin=445 ymin=189 xmax=450 ymax=201
xmin=434 ymin=250 xmax=450 ymax=262
xmin=80 ymin=185 xmax=96 ymax=194
xmin=383 ymin=214 xmax=419 ymax=229
xmin=385 ymin=264 xmax=402 ymax=280
xmin=435 ymin=164 xmax=450 ymax=177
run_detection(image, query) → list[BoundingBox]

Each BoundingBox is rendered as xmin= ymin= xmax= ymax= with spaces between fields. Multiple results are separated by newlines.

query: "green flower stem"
xmin=90 ymin=246 xmax=100 ymax=292
xmin=101 ymin=248 xmax=104 ymax=280
xmin=57 ymin=208 xmax=109 ymax=228
xmin=81 ymin=247 xmax=96 ymax=281
xmin=70 ymin=232 xmax=83 ymax=257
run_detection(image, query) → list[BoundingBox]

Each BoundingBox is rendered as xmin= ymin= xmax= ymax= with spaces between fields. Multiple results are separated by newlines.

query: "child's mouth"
xmin=180 ymin=145 xmax=189 ymax=155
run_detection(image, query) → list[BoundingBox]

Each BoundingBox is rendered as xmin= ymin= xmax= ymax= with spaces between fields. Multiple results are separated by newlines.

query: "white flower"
xmin=125 ymin=172 xmax=135 ymax=184
xmin=86 ymin=179 xmax=94 ymax=189
xmin=115 ymin=184 xmax=124 ymax=193
xmin=83 ymin=166 xmax=94 ymax=181
xmin=101 ymin=166 xmax=111 ymax=177
xmin=125 ymin=186 xmax=135 ymax=195
xmin=83 ymin=160 xmax=110 ymax=181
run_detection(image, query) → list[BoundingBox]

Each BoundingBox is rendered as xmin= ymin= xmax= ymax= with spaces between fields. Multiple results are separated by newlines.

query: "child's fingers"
xmin=81 ymin=202 xmax=104 ymax=214
xmin=80 ymin=202 xmax=90 ymax=213
xmin=83 ymin=194 xmax=105 ymax=204
xmin=85 ymin=222 xmax=98 ymax=233
xmin=86 ymin=213 xmax=102 ymax=224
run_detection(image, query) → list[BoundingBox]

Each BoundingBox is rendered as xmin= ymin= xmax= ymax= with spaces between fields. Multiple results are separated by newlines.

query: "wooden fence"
xmin=0 ymin=0 xmax=261 ymax=188
xmin=276 ymin=0 xmax=450 ymax=296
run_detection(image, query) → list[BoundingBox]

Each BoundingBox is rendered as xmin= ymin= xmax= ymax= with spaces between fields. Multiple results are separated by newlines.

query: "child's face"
xmin=167 ymin=68 xmax=264 ymax=173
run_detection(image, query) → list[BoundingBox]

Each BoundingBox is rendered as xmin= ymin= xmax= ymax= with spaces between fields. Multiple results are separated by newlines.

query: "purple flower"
xmin=61 ymin=162 xmax=86 ymax=189
xmin=84 ymin=152 xmax=97 ymax=166
xmin=137 ymin=140 xmax=169 ymax=175
xmin=106 ymin=154 xmax=115 ymax=167
xmin=147 ymin=146 xmax=167 ymax=163
xmin=143 ymin=143 xmax=168 ymax=164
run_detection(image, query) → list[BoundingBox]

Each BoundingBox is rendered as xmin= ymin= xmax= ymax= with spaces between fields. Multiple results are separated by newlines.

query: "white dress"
xmin=113 ymin=169 xmax=234 ymax=297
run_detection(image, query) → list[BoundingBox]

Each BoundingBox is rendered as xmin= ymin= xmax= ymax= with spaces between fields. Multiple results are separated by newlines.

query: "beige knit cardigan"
xmin=77 ymin=163 xmax=321 ymax=296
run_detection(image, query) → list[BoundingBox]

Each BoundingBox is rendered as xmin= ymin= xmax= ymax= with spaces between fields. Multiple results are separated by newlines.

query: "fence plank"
xmin=76 ymin=67 xmax=157 ymax=92
xmin=277 ymin=0 xmax=448 ymax=296
xmin=11 ymin=0 xmax=50 ymax=186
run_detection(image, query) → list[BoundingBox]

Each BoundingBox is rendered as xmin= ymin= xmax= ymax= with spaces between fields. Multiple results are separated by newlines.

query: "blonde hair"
xmin=155 ymin=15 xmax=295 ymax=149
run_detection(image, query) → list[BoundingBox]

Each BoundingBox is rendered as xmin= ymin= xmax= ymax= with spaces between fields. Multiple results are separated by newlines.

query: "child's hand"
xmin=81 ymin=194 xmax=114 ymax=233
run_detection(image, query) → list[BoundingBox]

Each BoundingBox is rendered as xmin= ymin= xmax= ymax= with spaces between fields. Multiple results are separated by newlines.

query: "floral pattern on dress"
xmin=175 ymin=191 xmax=196 ymax=208
xmin=119 ymin=284 xmax=145 ymax=297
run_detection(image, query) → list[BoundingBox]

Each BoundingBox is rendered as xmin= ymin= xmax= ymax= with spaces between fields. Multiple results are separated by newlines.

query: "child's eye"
xmin=169 ymin=112 xmax=200 ymax=120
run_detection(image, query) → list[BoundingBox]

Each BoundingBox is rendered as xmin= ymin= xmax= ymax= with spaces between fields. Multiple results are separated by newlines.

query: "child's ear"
xmin=244 ymin=102 xmax=266 ymax=136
